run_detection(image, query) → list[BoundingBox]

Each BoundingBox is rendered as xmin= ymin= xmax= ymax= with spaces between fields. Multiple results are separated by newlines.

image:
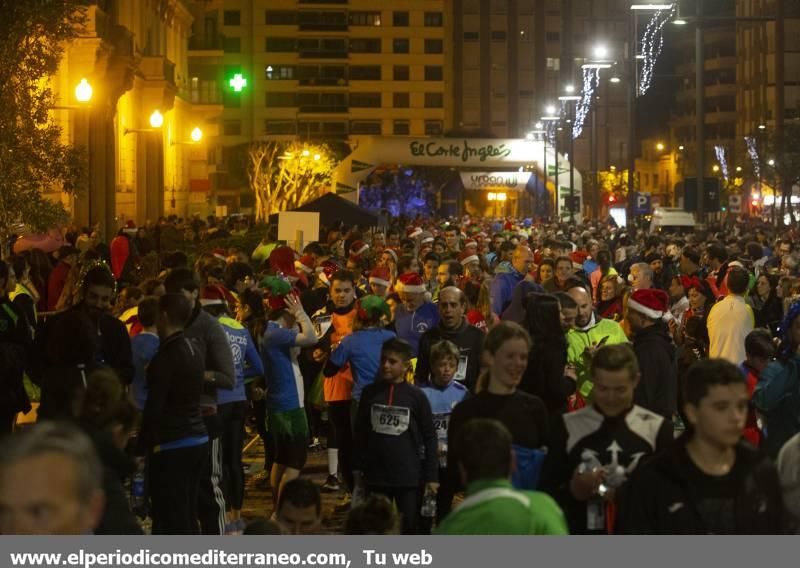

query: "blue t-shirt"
xmin=421 ymin=380 xmax=468 ymax=468
xmin=131 ymin=332 xmax=159 ymax=411
xmin=329 ymin=328 xmax=396 ymax=401
xmin=262 ymin=321 xmax=304 ymax=412
xmin=394 ymin=302 xmax=440 ymax=357
xmin=217 ymin=316 xmax=264 ymax=406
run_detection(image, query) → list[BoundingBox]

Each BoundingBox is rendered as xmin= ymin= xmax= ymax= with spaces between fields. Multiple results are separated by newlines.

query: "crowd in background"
xmin=1 ymin=211 xmax=800 ymax=535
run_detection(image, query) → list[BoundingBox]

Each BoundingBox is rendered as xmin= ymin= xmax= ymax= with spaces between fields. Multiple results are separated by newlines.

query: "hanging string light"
xmin=714 ymin=145 xmax=729 ymax=181
xmin=745 ymin=136 xmax=761 ymax=179
xmin=573 ymin=67 xmax=600 ymax=139
xmin=639 ymin=5 xmax=676 ymax=96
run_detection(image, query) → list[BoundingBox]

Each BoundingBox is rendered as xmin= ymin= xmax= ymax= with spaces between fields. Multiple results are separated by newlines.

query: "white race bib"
xmin=432 ymin=413 xmax=450 ymax=438
xmin=370 ymin=404 xmax=410 ymax=436
xmin=454 ymin=356 xmax=469 ymax=382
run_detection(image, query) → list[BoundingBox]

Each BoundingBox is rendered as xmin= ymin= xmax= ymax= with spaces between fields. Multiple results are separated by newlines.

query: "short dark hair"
xmin=331 ymin=270 xmax=356 ymax=287
xmin=682 ymin=359 xmax=746 ymax=408
xmin=706 ymin=242 xmax=729 ymax=263
xmin=499 ymin=241 xmax=517 ymax=254
xmin=137 ymin=296 xmax=160 ymax=327
xmin=555 ymin=291 xmax=577 ymax=310
xmin=457 ymin=419 xmax=513 ymax=483
xmin=591 ymin=344 xmax=640 ymax=382
xmin=682 ymin=247 xmax=701 ymax=265
xmin=243 ymin=518 xmax=282 ymax=535
xmin=278 ymin=478 xmax=321 ymax=515
xmin=555 ymin=255 xmax=572 ymax=269
xmin=423 ymin=252 xmax=441 ymax=264
xmin=745 ymin=329 xmax=775 ymax=359
xmin=303 ymin=242 xmax=324 ymax=256
xmin=82 ymin=264 xmax=115 ymax=292
xmin=159 ymin=293 xmax=193 ymax=329
xmin=224 ymin=262 xmax=253 ymax=290
xmin=447 ymin=259 xmax=463 ymax=277
xmin=164 ymin=268 xmax=199 ymax=294
xmin=727 ymin=267 xmax=750 ymax=295
xmin=381 ymin=338 xmax=413 ymax=362
xmin=345 ymin=495 xmax=400 ymax=535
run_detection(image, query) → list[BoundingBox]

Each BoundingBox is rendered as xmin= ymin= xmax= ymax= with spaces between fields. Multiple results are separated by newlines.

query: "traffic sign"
xmin=728 ymin=194 xmax=742 ymax=213
xmin=633 ymin=192 xmax=652 ymax=215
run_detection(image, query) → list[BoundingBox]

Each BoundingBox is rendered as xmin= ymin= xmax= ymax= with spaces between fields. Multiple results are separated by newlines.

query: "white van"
xmin=649 ymin=208 xmax=699 ymax=234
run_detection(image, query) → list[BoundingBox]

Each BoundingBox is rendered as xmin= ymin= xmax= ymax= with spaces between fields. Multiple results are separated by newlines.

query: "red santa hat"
xmin=419 ymin=231 xmax=434 ymax=245
xmin=350 ymin=240 xmax=369 ymax=257
xmin=212 ymin=248 xmax=227 ymax=261
xmin=269 ymin=246 xmax=299 ymax=279
xmin=395 ymin=272 xmax=426 ymax=294
xmin=294 ymin=254 xmax=315 ymax=275
xmin=200 ymin=284 xmax=228 ymax=307
xmin=628 ymin=288 xmax=670 ymax=320
xmin=383 ymin=248 xmax=399 ymax=264
xmin=368 ymin=266 xmax=392 ymax=288
xmin=458 ymin=249 xmax=480 ymax=266
xmin=463 ymin=239 xmax=478 ymax=250
xmin=318 ymin=260 xmax=340 ymax=287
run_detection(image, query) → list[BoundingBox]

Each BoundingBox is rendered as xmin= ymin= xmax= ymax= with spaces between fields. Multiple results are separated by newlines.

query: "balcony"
xmin=189 ymin=36 xmax=224 ymax=57
xmin=298 ymin=22 xmax=348 ymax=31
xmin=139 ymin=56 xmax=176 ymax=86
xmin=298 ymin=77 xmax=348 ymax=86
xmin=298 ymin=105 xmax=349 ymax=114
xmin=299 ymin=50 xmax=348 ymax=59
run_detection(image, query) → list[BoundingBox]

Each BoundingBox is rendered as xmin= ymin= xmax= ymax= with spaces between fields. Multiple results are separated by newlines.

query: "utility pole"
xmin=695 ymin=0 xmax=705 ymax=222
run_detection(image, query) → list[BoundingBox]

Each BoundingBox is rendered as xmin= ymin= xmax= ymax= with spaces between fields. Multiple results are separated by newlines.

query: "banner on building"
xmin=459 ymin=172 xmax=532 ymax=191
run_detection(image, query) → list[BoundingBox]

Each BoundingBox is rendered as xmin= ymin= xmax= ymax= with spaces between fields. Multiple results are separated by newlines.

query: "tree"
xmin=247 ymin=141 xmax=337 ymax=221
xmin=0 ymin=0 xmax=87 ymax=255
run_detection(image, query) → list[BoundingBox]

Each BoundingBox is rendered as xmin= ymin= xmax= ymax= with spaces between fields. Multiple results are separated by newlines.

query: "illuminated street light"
xmin=535 ymin=121 xmax=543 ymax=129
xmin=75 ymin=78 xmax=93 ymax=103
xmin=736 ymin=166 xmax=742 ymax=173
xmin=565 ymin=84 xmax=575 ymax=93
xmin=673 ymin=18 xmax=688 ymax=25
xmin=302 ymin=149 xmax=310 ymax=157
xmin=149 ymin=110 xmax=164 ymax=128
xmin=678 ymin=145 xmax=685 ymax=151
xmin=593 ymin=45 xmax=609 ymax=59
xmin=712 ymin=164 xmax=720 ymax=173
xmin=545 ymin=104 xmax=557 ymax=116
xmin=768 ymin=159 xmax=775 ymax=166
xmin=609 ymin=75 xmax=621 ymax=83
xmin=191 ymin=127 xmax=203 ymax=142
xmin=313 ymin=153 xmax=321 ymax=160
xmin=758 ymin=124 xmax=767 ymax=130
xmin=656 ymin=142 xmax=665 ymax=151
xmin=610 ymin=165 xmax=617 ymax=171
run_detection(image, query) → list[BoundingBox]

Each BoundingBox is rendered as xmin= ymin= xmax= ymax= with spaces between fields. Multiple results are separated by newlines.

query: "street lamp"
xmin=191 ymin=127 xmax=203 ymax=142
xmin=656 ymin=142 xmax=665 ymax=151
xmin=768 ymin=159 xmax=775 ymax=166
xmin=75 ymin=78 xmax=93 ymax=103
xmin=712 ymin=164 xmax=720 ymax=173
xmin=758 ymin=124 xmax=767 ymax=130
xmin=149 ymin=110 xmax=164 ymax=128
xmin=593 ymin=45 xmax=609 ymax=60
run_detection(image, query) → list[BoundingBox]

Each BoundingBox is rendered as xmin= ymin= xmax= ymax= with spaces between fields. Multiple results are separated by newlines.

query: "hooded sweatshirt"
xmin=183 ymin=306 xmax=235 ymax=412
xmin=632 ymin=321 xmax=677 ymax=418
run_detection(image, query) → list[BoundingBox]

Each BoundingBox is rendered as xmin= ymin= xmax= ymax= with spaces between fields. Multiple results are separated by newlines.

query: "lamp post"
xmin=559 ymin=86 xmax=581 ymax=223
xmin=542 ymin=105 xmax=560 ymax=220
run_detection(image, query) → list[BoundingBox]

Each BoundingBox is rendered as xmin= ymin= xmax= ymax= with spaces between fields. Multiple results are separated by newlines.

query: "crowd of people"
xmin=1 ymin=213 xmax=800 ymax=535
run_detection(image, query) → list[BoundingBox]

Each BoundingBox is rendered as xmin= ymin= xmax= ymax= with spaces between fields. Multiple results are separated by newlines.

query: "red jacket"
xmin=110 ymin=235 xmax=130 ymax=280
xmin=47 ymin=261 xmax=71 ymax=311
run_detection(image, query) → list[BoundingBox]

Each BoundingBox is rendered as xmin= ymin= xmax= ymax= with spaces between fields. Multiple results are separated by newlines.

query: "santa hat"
xmin=261 ymin=276 xmax=294 ymax=311
xmin=383 ymin=248 xmax=398 ymax=264
xmin=269 ymin=246 xmax=299 ymax=279
xmin=212 ymin=248 xmax=227 ymax=261
xmin=628 ymin=288 xmax=670 ymax=320
xmin=199 ymin=284 xmax=235 ymax=308
xmin=419 ymin=231 xmax=434 ymax=245
xmin=368 ymin=266 xmax=392 ymax=288
xmin=395 ymin=272 xmax=426 ymax=294
xmin=407 ymin=226 xmax=423 ymax=239
xmin=350 ymin=240 xmax=369 ymax=257
xmin=294 ymin=254 xmax=315 ymax=275
xmin=458 ymin=250 xmax=480 ymax=266
xmin=318 ymin=260 xmax=340 ymax=287
xmin=463 ymin=239 xmax=478 ymax=250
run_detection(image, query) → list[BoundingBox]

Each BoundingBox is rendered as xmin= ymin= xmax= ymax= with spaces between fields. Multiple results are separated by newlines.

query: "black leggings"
xmin=218 ymin=401 xmax=247 ymax=511
xmin=149 ymin=443 xmax=208 ymax=535
xmin=368 ymin=485 xmax=420 ymax=535
xmin=327 ymin=400 xmax=354 ymax=490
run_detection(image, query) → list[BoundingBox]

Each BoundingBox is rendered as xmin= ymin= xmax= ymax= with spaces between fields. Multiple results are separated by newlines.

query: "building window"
xmin=424 ymin=39 xmax=443 ymax=54
xmin=424 ymin=92 xmax=443 ymax=108
xmin=223 ymin=91 xmax=241 ymax=108
xmin=350 ymin=121 xmax=382 ymax=134
xmin=491 ymin=31 xmax=507 ymax=41
xmin=393 ymin=92 xmax=410 ymax=108
xmin=393 ymin=38 xmax=409 ymax=53
xmin=265 ymin=92 xmax=297 ymax=107
xmin=424 ymin=66 xmax=443 ymax=81
xmin=350 ymin=38 xmax=382 ymax=53
xmin=393 ymin=11 xmax=409 ymax=26
xmin=424 ymin=12 xmax=443 ymax=27
xmin=546 ymin=57 xmax=560 ymax=70
xmin=349 ymin=92 xmax=382 ymax=108
xmin=463 ymin=31 xmax=479 ymax=41
xmin=425 ymin=120 xmax=443 ymax=135
xmin=265 ymin=65 xmax=294 ymax=79
xmin=350 ymin=11 xmax=381 ymax=26
xmin=394 ymin=65 xmax=410 ymax=81
xmin=223 ymin=37 xmax=241 ymax=53
xmin=265 ymin=11 xmax=296 ymax=25
xmin=394 ymin=120 xmax=410 ymax=135
xmin=653 ymin=173 xmax=659 ymax=187
xmin=349 ymin=65 xmax=381 ymax=80
xmin=265 ymin=37 xmax=295 ymax=52
xmin=223 ymin=10 xmax=240 ymax=26
xmin=223 ymin=121 xmax=242 ymax=136
xmin=546 ymin=31 xmax=560 ymax=42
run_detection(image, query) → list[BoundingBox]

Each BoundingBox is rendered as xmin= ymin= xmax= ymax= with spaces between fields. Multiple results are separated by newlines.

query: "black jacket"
xmin=414 ymin=320 xmax=484 ymax=392
xmin=632 ymin=321 xmax=677 ymax=417
xmin=138 ymin=332 xmax=207 ymax=451
xmin=354 ymin=380 xmax=438 ymax=488
xmin=0 ymin=297 xmax=31 ymax=417
xmin=520 ymin=338 xmax=574 ymax=413
xmin=541 ymin=404 xmax=673 ymax=534
xmin=89 ymin=430 xmax=143 ymax=535
xmin=617 ymin=435 xmax=789 ymax=534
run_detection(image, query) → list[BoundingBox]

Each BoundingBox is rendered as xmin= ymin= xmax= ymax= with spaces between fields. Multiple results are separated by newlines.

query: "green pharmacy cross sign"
xmin=229 ymin=73 xmax=247 ymax=92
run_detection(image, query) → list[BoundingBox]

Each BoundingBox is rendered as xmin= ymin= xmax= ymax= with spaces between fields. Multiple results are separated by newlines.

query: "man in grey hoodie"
xmin=164 ymin=268 xmax=235 ymax=535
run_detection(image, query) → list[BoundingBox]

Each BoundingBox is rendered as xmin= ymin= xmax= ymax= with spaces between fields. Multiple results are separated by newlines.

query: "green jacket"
xmin=566 ymin=317 xmax=629 ymax=400
xmin=435 ymin=479 xmax=568 ymax=535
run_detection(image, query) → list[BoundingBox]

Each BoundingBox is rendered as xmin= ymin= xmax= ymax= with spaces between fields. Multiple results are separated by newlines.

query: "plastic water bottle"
xmin=420 ymin=490 xmax=437 ymax=518
xmin=131 ymin=470 xmax=145 ymax=516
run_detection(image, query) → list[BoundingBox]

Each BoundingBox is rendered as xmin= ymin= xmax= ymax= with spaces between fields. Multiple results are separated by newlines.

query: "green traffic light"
xmin=229 ymin=73 xmax=247 ymax=92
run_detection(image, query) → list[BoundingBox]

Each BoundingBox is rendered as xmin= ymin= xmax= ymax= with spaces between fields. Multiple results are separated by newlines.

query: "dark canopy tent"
xmin=268 ymin=193 xmax=381 ymax=236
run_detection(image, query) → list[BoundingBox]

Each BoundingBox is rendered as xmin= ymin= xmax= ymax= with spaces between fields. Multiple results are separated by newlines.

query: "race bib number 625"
xmin=371 ymin=404 xmax=410 ymax=436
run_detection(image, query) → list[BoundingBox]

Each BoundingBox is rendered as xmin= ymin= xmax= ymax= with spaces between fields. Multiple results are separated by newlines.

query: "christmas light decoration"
xmin=573 ymin=67 xmax=599 ymax=139
xmin=714 ymin=145 xmax=729 ymax=181
xmin=745 ymin=136 xmax=761 ymax=179
xmin=639 ymin=5 xmax=676 ymax=96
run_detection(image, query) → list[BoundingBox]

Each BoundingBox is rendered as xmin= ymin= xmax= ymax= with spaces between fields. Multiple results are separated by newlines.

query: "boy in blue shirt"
xmin=130 ymin=297 xmax=160 ymax=410
xmin=421 ymin=340 xmax=468 ymax=524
